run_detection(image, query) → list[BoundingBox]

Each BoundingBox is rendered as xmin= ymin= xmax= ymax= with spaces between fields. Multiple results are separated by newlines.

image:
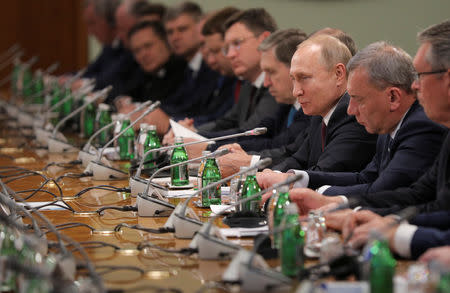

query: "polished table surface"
xmin=0 ymin=117 xmax=414 ymax=292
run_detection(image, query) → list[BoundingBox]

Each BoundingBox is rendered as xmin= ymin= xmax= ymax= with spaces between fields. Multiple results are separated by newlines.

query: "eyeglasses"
xmin=414 ymin=69 xmax=448 ymax=80
xmin=222 ymin=35 xmax=257 ymax=56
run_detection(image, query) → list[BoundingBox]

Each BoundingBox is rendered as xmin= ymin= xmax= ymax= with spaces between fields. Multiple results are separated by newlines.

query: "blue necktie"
xmin=287 ymin=106 xmax=297 ymax=127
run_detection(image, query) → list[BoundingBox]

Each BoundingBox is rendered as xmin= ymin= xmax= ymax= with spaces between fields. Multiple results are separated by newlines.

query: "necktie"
xmin=321 ymin=121 xmax=327 ymax=152
xmin=380 ymin=136 xmax=394 ymax=170
xmin=246 ymin=86 xmax=258 ymax=119
xmin=234 ymin=80 xmax=242 ymax=103
xmin=287 ymin=106 xmax=297 ymax=127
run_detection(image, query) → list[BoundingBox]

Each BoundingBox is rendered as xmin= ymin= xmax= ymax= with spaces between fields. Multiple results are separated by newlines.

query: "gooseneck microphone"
xmin=47 ymin=86 xmax=112 ymax=153
xmin=82 ymin=100 xmax=153 ymax=153
xmin=88 ymin=101 xmax=161 ymax=181
xmin=161 ymin=158 xmax=272 ymax=239
xmin=136 ymin=148 xmax=230 ymax=217
xmin=134 ymin=127 xmax=267 ymax=179
xmin=51 ymin=86 xmax=112 ymax=139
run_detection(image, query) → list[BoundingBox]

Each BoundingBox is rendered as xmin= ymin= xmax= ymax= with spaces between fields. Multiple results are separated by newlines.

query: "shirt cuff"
xmin=393 ymin=222 xmax=418 ymax=258
xmin=250 ymin=155 xmax=260 ymax=167
xmin=287 ymin=170 xmax=309 ymax=188
xmin=316 ymin=185 xmax=331 ymax=194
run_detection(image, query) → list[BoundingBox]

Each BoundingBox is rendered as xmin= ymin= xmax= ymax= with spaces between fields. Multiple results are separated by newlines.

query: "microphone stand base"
xmin=89 ymin=161 xmax=128 ymax=181
xmin=48 ymin=137 xmax=79 ymax=153
xmin=137 ymin=193 xmax=174 ymax=217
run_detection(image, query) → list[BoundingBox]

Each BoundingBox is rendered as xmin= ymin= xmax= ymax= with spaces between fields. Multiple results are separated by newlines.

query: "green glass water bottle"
xmin=201 ymin=156 xmax=222 ymax=207
xmin=271 ymin=186 xmax=290 ymax=249
xmin=61 ymin=86 xmax=73 ymax=118
xmin=11 ymin=58 xmax=21 ymax=95
xmin=241 ymin=169 xmax=262 ymax=212
xmin=170 ymin=136 xmax=189 ymax=186
xmin=95 ymin=103 xmax=112 ymax=146
xmin=143 ymin=125 xmax=161 ymax=168
xmin=32 ymin=70 xmax=45 ymax=104
xmin=369 ymin=235 xmax=396 ymax=293
xmin=83 ymin=97 xmax=96 ymax=138
xmin=50 ymin=81 xmax=62 ymax=126
xmin=280 ymin=203 xmax=305 ymax=277
xmin=118 ymin=118 xmax=135 ymax=160
xmin=22 ymin=66 xmax=33 ymax=100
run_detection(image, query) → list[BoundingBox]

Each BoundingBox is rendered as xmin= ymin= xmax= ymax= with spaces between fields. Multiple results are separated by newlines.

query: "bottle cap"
xmin=174 ymin=136 xmax=184 ymax=144
xmin=139 ymin=123 xmax=149 ymax=131
xmin=285 ymin=203 xmax=299 ymax=215
xmin=148 ymin=125 xmax=157 ymax=131
xmin=98 ymin=103 xmax=110 ymax=111
xmin=277 ymin=185 xmax=289 ymax=193
xmin=117 ymin=113 xmax=126 ymax=120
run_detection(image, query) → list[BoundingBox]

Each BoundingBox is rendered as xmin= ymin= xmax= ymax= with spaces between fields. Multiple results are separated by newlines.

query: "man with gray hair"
xmin=260 ymin=41 xmax=445 ymax=203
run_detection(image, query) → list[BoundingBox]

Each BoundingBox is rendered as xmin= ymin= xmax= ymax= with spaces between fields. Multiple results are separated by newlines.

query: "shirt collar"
xmin=111 ymin=38 xmax=120 ymax=49
xmin=322 ymin=102 xmax=338 ymax=126
xmin=293 ymin=101 xmax=301 ymax=110
xmin=390 ymin=107 xmax=410 ymax=140
xmin=252 ymin=72 xmax=265 ymax=89
xmin=188 ymin=51 xmax=202 ymax=73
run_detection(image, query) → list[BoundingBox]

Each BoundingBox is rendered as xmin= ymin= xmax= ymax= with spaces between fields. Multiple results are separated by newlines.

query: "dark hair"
xmin=310 ymin=27 xmax=357 ymax=56
xmin=86 ymin=0 xmax=121 ymax=27
xmin=164 ymin=1 xmax=203 ymax=23
xmin=130 ymin=2 xmax=167 ymax=20
xmin=127 ymin=20 xmax=169 ymax=47
xmin=224 ymin=8 xmax=277 ymax=35
xmin=258 ymin=29 xmax=307 ymax=67
xmin=202 ymin=7 xmax=240 ymax=37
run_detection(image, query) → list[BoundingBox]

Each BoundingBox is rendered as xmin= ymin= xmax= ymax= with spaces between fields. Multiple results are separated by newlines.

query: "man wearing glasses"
xmin=195 ymin=8 xmax=280 ymax=136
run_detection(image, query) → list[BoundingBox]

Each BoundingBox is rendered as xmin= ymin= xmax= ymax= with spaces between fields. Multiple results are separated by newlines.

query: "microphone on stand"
xmin=47 ymin=86 xmax=112 ymax=153
xmin=34 ymin=81 xmax=96 ymax=146
xmin=88 ymin=101 xmax=161 ymax=181
xmin=0 ymin=43 xmax=21 ymax=62
xmin=190 ymin=173 xmax=304 ymax=260
xmin=136 ymin=148 xmax=230 ymax=217
xmin=78 ymin=100 xmax=153 ymax=167
xmin=130 ymin=127 xmax=267 ymax=197
xmin=160 ymin=158 xmax=272 ymax=239
xmin=0 ymin=49 xmax=25 ymax=72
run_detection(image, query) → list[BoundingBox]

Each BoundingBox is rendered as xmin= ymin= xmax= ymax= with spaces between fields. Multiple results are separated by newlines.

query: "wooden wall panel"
xmin=0 ymin=0 xmax=87 ymax=88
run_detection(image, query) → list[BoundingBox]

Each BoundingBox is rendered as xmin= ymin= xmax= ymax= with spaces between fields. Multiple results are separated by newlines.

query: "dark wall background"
xmin=0 ymin=0 xmax=88 ymax=88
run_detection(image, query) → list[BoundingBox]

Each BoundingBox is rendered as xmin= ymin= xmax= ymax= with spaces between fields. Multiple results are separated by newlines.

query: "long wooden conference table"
xmin=0 ymin=106 xmax=413 ymax=293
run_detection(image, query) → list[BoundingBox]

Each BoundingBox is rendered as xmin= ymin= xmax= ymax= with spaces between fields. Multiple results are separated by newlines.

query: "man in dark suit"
xmin=195 ymin=8 xmax=280 ymax=135
xmin=287 ymin=42 xmax=446 ymax=196
xmin=284 ymin=21 xmax=450 ymax=215
xmin=126 ymin=22 xmax=187 ymax=103
xmin=293 ymin=20 xmax=450 ymax=263
xmin=257 ymin=34 xmax=377 ymax=187
xmin=210 ymin=29 xmax=311 ymax=174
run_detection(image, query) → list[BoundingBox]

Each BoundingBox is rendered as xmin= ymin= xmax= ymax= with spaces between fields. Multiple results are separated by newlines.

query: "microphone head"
xmin=255 ymin=157 xmax=272 ymax=169
xmin=213 ymin=148 xmax=230 ymax=157
xmin=396 ymin=206 xmax=419 ymax=223
xmin=151 ymin=100 xmax=161 ymax=108
xmin=245 ymin=127 xmax=267 ymax=136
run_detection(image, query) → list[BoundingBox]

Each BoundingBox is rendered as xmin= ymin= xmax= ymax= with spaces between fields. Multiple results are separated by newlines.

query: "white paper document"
xmin=169 ymin=119 xmax=208 ymax=141
xmin=220 ymin=226 xmax=269 ymax=238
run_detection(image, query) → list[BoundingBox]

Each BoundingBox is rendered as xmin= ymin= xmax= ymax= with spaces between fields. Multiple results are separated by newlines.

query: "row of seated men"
xmin=80 ymin=0 xmax=450 ymax=266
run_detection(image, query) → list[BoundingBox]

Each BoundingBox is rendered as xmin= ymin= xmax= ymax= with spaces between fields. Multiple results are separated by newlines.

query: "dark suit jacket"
xmin=160 ymin=59 xmax=225 ymax=119
xmin=185 ymin=75 xmax=236 ymax=125
xmin=83 ymin=43 xmax=125 ymax=84
xmin=197 ymin=80 xmax=279 ymax=137
xmin=408 ymin=211 xmax=450 ymax=259
xmin=92 ymin=46 xmax=142 ymax=105
xmin=238 ymin=104 xmax=311 ymax=152
xmin=353 ymin=132 xmax=450 ymax=215
xmin=273 ymin=93 xmax=378 ymax=172
xmin=126 ymin=55 xmax=187 ymax=103
xmin=306 ymin=101 xmax=446 ymax=195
